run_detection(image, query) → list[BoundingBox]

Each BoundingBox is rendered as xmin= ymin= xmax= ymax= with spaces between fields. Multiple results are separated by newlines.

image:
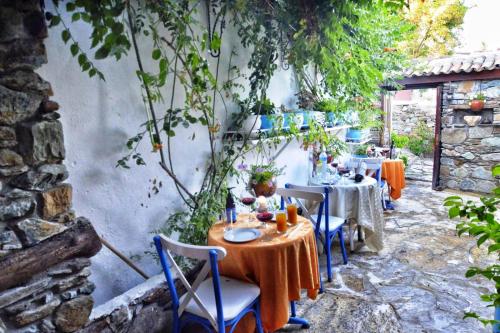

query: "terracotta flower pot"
xmin=251 ymin=179 xmax=277 ymax=197
xmin=470 ymin=99 xmax=485 ymax=112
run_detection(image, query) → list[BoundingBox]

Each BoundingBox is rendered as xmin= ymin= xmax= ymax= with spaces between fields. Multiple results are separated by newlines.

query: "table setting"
xmin=208 ymin=192 xmax=320 ymax=333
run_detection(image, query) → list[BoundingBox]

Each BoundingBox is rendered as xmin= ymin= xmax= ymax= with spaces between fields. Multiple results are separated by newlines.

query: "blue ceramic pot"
xmin=260 ymin=115 xmax=273 ymax=130
xmin=326 ymin=112 xmax=336 ymax=127
xmin=353 ymin=154 xmax=368 ymax=158
xmin=346 ymin=128 xmax=363 ymax=141
xmin=301 ymin=110 xmax=312 ymax=127
xmin=494 ymin=306 xmax=500 ymax=333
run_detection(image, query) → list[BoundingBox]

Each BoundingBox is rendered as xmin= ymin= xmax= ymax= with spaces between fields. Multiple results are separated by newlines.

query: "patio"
xmin=1 ymin=1 xmax=500 ymax=332
xmin=279 ymin=180 xmax=493 ymax=333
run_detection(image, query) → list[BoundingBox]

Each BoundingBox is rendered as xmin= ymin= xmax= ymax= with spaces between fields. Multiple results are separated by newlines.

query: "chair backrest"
xmin=154 ymin=234 xmax=227 ymax=332
xmin=282 ymin=184 xmax=331 ymax=236
xmin=363 ymin=159 xmax=383 ymax=185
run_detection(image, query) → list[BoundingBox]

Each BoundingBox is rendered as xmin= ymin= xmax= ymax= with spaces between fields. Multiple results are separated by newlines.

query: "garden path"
xmin=279 ymin=180 xmax=494 ymax=333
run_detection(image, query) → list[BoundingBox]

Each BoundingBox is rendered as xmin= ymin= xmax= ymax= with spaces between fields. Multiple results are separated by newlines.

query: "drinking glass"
xmin=239 ymin=192 xmax=256 ymax=226
xmin=287 ymin=203 xmax=298 ymax=226
xmin=276 ymin=210 xmax=288 ymax=234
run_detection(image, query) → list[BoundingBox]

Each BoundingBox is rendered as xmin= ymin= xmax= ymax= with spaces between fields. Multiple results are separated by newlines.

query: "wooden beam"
xmin=387 ymin=69 xmax=500 ymax=90
xmin=0 ymin=218 xmax=102 ymax=292
xmin=432 ymin=85 xmax=443 ymax=190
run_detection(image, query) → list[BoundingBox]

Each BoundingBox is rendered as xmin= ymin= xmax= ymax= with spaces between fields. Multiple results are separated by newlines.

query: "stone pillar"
xmin=0 ymin=1 xmax=101 ymax=332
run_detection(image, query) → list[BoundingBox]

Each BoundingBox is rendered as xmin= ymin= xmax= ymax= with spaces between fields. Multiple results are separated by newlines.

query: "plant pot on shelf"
xmin=470 ymin=99 xmax=485 ymax=112
xmin=283 ymin=112 xmax=304 ymax=129
xmin=326 ymin=112 xmax=336 ymax=127
xmin=251 ymin=179 xmax=277 ymax=197
xmin=260 ymin=115 xmax=284 ymax=130
xmin=346 ymin=128 xmax=363 ymax=141
xmin=240 ymin=115 xmax=262 ymax=134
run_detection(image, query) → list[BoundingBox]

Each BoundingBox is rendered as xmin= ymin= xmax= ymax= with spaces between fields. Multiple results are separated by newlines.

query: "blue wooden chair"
xmin=282 ymin=184 xmax=348 ymax=282
xmin=154 ymin=234 xmax=264 ymax=333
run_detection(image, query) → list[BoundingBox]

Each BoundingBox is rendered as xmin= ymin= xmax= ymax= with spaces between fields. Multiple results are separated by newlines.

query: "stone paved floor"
xmin=278 ymin=180 xmax=495 ymax=333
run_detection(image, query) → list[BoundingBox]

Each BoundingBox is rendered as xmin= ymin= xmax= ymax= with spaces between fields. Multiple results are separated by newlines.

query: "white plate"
xmin=224 ymin=228 xmax=261 ymax=243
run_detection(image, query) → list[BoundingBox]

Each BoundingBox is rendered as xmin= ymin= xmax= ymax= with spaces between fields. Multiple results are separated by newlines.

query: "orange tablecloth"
xmin=208 ymin=215 xmax=320 ymax=333
xmin=381 ymin=159 xmax=406 ymax=200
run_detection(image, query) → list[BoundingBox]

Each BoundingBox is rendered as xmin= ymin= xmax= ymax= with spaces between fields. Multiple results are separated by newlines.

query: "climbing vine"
xmin=46 ymin=0 xmax=408 ymax=245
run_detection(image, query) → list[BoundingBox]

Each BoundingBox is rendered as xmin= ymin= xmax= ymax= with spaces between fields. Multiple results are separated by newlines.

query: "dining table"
xmin=208 ymin=214 xmax=320 ymax=333
xmin=381 ymin=159 xmax=406 ymax=200
xmin=310 ymin=176 xmax=385 ymax=252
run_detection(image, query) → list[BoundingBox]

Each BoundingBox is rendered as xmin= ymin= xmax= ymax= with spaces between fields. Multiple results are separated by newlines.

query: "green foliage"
xmin=251 ymin=97 xmax=275 ymax=115
xmin=473 ymin=93 xmax=486 ymax=101
xmin=301 ymin=120 xmax=346 ymax=157
xmin=247 ymin=164 xmax=284 ymax=185
xmin=392 ymin=133 xmax=410 ymax=148
xmin=444 ymin=165 xmax=500 ymax=327
xmin=354 ymin=144 xmax=370 ymax=156
xmin=401 ymin=0 xmax=467 ymax=58
xmin=398 ymin=154 xmax=409 ymax=167
xmin=50 ymin=0 xmax=410 ymax=247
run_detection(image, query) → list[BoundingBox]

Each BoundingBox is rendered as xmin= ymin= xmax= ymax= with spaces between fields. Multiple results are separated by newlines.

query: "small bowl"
xmin=256 ymin=212 xmax=273 ymax=222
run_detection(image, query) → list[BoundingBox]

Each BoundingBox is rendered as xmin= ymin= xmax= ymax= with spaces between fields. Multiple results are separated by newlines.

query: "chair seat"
xmin=310 ymin=215 xmax=345 ymax=232
xmin=180 ymin=276 xmax=260 ymax=321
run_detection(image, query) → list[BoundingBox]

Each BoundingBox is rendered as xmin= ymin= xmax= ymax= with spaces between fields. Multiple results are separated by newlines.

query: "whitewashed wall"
xmin=37 ymin=4 xmax=343 ymax=304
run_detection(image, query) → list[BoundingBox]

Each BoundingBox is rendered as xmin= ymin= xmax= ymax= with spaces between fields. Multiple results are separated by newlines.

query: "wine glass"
xmin=239 ymin=191 xmax=256 ymax=226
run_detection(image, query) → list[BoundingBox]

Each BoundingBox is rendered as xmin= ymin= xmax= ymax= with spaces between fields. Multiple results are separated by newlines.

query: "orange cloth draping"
xmin=381 ymin=159 xmax=406 ymax=200
xmin=208 ymin=215 xmax=320 ymax=333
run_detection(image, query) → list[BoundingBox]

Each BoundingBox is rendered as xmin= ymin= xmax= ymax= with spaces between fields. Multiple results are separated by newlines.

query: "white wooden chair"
xmin=277 ymin=186 xmax=348 ymax=283
xmin=154 ymin=234 xmax=263 ymax=333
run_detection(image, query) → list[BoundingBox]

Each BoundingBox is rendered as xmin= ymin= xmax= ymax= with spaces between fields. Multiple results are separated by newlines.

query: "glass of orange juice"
xmin=287 ymin=203 xmax=298 ymax=225
xmin=275 ymin=210 xmax=287 ymax=233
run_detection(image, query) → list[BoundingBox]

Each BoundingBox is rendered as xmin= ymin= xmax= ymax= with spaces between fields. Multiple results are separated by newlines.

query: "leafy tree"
xmin=401 ymin=0 xmax=467 ymax=58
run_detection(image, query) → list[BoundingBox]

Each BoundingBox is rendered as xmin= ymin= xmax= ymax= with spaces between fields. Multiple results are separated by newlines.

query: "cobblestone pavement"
xmin=278 ymin=180 xmax=495 ymax=333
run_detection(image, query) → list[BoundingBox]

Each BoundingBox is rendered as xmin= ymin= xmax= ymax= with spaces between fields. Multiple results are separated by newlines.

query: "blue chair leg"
xmin=325 ymin=233 xmax=332 ymax=282
xmin=289 ymin=301 xmax=310 ymax=329
xmin=338 ymin=229 xmax=348 ymax=264
xmin=254 ymin=300 xmax=264 ymax=333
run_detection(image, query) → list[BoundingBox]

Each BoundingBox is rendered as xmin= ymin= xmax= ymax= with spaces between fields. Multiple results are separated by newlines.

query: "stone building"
xmin=389 ymin=51 xmax=500 ymax=193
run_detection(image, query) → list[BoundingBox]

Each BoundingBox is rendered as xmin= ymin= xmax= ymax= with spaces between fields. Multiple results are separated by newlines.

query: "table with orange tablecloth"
xmin=208 ymin=215 xmax=320 ymax=333
xmin=381 ymin=159 xmax=406 ymax=200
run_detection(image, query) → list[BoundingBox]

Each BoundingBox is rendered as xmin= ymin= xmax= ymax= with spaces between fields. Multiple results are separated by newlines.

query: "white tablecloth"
xmin=312 ymin=177 xmax=385 ymax=251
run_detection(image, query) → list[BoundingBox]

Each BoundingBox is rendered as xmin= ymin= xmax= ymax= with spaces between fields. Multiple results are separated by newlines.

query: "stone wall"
xmin=392 ymin=89 xmax=436 ymax=135
xmin=439 ymin=79 xmax=500 ymax=193
xmin=0 ymin=1 xmax=101 ymax=332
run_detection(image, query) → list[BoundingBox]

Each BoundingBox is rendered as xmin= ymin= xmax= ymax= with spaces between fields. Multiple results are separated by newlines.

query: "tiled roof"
xmin=404 ymin=51 xmax=500 ymax=78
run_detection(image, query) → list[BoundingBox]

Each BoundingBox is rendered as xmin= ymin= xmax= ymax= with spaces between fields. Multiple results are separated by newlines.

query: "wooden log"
xmin=0 ymin=217 xmax=102 ymax=292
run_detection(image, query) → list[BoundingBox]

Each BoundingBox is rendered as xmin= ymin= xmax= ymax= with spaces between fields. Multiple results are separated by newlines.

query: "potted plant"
xmin=353 ymin=144 xmax=370 ymax=157
xmin=253 ymin=97 xmax=279 ymax=130
xmin=313 ymin=98 xmax=340 ymax=127
xmin=281 ymin=105 xmax=304 ymax=130
xmin=247 ymin=164 xmax=284 ymax=197
xmin=470 ymin=93 xmax=486 ymax=112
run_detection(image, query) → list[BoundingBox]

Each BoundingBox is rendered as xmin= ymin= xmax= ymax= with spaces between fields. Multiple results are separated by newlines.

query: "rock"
xmin=126 ymin=304 xmax=172 ymax=333
xmin=0 ymin=85 xmax=43 ymax=126
xmin=482 ymin=153 xmax=500 ymax=161
xmin=12 ymin=298 xmax=61 ymax=327
xmin=451 ymin=167 xmax=468 ymax=178
xmin=463 ymin=116 xmax=482 ymax=127
xmin=0 ymin=318 xmax=5 ymax=333
xmin=0 ymin=148 xmax=23 ymax=167
xmin=454 ymin=146 xmax=465 ymax=153
xmin=41 ymin=112 xmax=60 ymax=121
xmin=41 ymin=100 xmax=59 ymax=113
xmin=4 ymin=291 xmax=54 ymax=316
xmin=441 ymin=128 xmax=467 ymax=144
xmin=0 ymin=38 xmax=47 ymax=70
xmin=440 ymin=157 xmax=455 ymax=166
xmin=0 ymin=278 xmax=50 ymax=308
xmin=447 ymin=179 xmax=458 ymax=189
xmin=0 ymin=69 xmax=51 ymax=95
xmin=16 ymin=218 xmax=67 ymax=246
xmin=469 ymin=126 xmax=492 ymax=139
xmin=39 ymin=319 xmax=56 ymax=333
xmin=54 ymin=268 xmax=91 ymax=293
xmin=481 ymin=137 xmax=500 ymax=148
xmin=442 ymin=149 xmax=459 ymax=157
xmin=472 ymin=167 xmax=493 ymax=180
xmin=61 ymin=290 xmax=78 ymax=301
xmin=17 ymin=120 xmax=65 ymax=165
xmin=10 ymin=164 xmax=68 ymax=190
xmin=0 ymin=164 xmax=29 ymax=177
xmin=78 ymin=282 xmax=96 ymax=295
xmin=0 ymin=189 xmax=35 ymax=221
xmin=440 ymin=165 xmax=450 ymax=177
xmin=48 ymin=258 xmax=91 ymax=277
xmin=0 ymin=126 xmax=16 ymax=147
xmin=460 ymin=179 xmax=476 ymax=192
xmin=462 ymin=152 xmax=475 ymax=160
xmin=41 ymin=184 xmax=72 ymax=220
xmin=54 ymin=296 xmax=93 ymax=332
xmin=50 ymin=210 xmax=75 ymax=224
xmin=281 ymin=293 xmax=402 ymax=333
xmin=0 ymin=230 xmax=22 ymax=250
xmin=476 ymin=181 xmax=496 ymax=194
